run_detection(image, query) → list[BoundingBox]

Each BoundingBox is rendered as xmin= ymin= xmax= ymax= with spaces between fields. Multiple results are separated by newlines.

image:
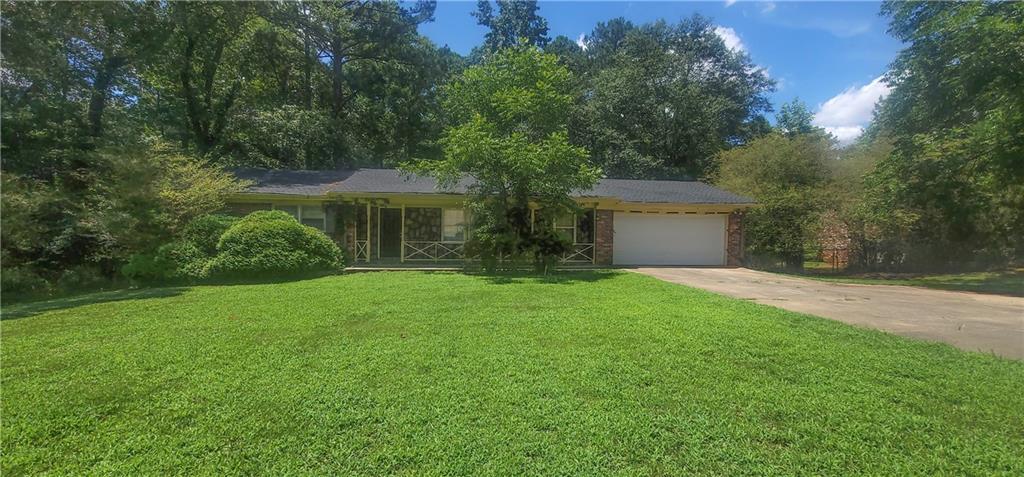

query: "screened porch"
xmin=350 ymin=205 xmax=596 ymax=265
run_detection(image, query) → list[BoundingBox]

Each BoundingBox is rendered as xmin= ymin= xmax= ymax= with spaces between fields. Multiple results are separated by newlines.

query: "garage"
xmin=613 ymin=212 xmax=726 ymax=266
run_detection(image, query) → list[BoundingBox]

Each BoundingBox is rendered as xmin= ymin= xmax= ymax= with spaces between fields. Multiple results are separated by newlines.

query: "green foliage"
xmin=0 ymin=266 xmax=53 ymax=300
xmin=776 ymin=99 xmax=823 ymax=138
xmin=206 ymin=211 xmax=343 ymax=278
xmin=410 ymin=44 xmax=600 ymax=272
xmin=473 ymin=0 xmax=549 ymax=51
xmin=715 ymin=133 xmax=833 ymax=269
xmin=871 ymin=1 xmax=1024 ymax=269
xmin=181 ymin=214 xmax=240 ymax=256
xmin=574 ymin=16 xmax=775 ymax=179
xmin=122 ymin=241 xmax=209 ymax=284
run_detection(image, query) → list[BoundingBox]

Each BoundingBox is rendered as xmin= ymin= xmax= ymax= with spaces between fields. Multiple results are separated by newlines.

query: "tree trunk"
xmin=87 ymin=57 xmax=125 ymax=138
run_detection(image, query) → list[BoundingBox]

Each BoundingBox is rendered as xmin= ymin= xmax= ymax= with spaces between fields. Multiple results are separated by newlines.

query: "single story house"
xmin=227 ymin=168 xmax=754 ymax=267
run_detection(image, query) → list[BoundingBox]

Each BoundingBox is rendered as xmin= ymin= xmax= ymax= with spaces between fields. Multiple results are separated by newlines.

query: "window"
xmin=543 ymin=210 xmax=595 ymax=244
xmin=442 ymin=209 xmax=466 ymax=242
xmin=273 ymin=204 xmax=326 ymax=231
xmin=554 ymin=214 xmax=575 ymax=242
xmin=275 ymin=205 xmax=299 ymax=219
xmin=300 ymin=206 xmax=325 ymax=230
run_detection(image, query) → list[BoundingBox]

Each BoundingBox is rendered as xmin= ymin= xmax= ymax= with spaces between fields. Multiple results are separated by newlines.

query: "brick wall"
xmin=726 ymin=211 xmax=745 ymax=267
xmin=595 ymin=209 xmax=614 ymax=265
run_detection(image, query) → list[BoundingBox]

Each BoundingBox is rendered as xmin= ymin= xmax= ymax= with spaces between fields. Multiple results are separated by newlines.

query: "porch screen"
xmin=443 ymin=209 xmax=466 ymax=242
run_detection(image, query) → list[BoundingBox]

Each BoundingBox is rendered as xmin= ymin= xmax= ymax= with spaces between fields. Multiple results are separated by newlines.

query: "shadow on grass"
xmin=1 ymin=287 xmax=189 ymax=321
xmin=0 ymin=271 xmax=346 ymax=321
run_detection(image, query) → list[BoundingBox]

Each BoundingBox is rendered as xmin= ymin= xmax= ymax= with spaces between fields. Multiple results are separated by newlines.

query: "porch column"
xmin=365 ymin=202 xmax=371 ymax=262
xmin=400 ymin=205 xmax=406 ymax=263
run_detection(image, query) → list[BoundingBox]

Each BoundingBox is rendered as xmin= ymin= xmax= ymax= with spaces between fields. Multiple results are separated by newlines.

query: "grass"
xmin=788 ymin=267 xmax=1024 ymax=296
xmin=2 ymin=271 xmax=1022 ymax=475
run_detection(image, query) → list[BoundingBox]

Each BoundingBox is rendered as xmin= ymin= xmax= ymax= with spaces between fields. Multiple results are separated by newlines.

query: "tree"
xmin=576 ymin=16 xmax=775 ymax=179
xmin=408 ymin=44 xmax=600 ymax=272
xmin=871 ymin=0 xmax=1024 ymax=269
xmin=715 ymin=133 xmax=832 ymax=270
xmin=472 ymin=0 xmax=549 ymax=51
xmin=776 ymin=99 xmax=819 ymax=137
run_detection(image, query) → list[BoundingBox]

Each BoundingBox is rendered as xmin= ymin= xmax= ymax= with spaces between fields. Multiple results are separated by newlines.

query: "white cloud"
xmin=760 ymin=2 xmax=776 ymax=14
xmin=576 ymin=33 xmax=587 ymax=50
xmin=823 ymin=126 xmax=865 ymax=144
xmin=714 ymin=26 xmax=745 ymax=52
xmin=724 ymin=0 xmax=737 ymax=7
xmin=813 ymin=76 xmax=891 ymax=145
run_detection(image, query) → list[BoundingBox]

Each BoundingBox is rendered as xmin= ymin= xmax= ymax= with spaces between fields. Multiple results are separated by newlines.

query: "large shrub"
xmin=182 ymin=214 xmax=239 ymax=255
xmin=122 ymin=241 xmax=210 ymax=283
xmin=207 ymin=210 xmax=343 ymax=277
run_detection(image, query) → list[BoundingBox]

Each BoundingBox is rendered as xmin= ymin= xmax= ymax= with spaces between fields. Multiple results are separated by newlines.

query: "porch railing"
xmin=403 ymin=241 xmax=466 ymax=261
xmin=355 ymin=240 xmax=370 ymax=262
xmin=562 ymin=243 xmax=595 ymax=263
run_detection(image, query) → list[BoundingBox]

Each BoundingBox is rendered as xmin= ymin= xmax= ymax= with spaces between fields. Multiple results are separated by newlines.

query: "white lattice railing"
xmin=562 ymin=243 xmax=595 ymax=263
xmin=355 ymin=240 xmax=370 ymax=262
xmin=403 ymin=241 xmax=466 ymax=261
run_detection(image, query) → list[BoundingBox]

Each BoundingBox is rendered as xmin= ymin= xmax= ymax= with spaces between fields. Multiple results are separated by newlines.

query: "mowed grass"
xmin=2 ymin=272 xmax=1023 ymax=475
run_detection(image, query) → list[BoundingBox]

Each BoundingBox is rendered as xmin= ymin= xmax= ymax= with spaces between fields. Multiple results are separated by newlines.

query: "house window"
xmin=554 ymin=214 xmax=575 ymax=242
xmin=545 ymin=209 xmax=595 ymax=244
xmin=442 ymin=209 xmax=466 ymax=242
xmin=275 ymin=205 xmax=299 ymax=219
xmin=300 ymin=206 xmax=325 ymax=230
xmin=273 ymin=204 xmax=326 ymax=232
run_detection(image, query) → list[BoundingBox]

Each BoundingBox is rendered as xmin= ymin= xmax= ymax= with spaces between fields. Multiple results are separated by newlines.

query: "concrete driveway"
xmin=634 ymin=267 xmax=1024 ymax=359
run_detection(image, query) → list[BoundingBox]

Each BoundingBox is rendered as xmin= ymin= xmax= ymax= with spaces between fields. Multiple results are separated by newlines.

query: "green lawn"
xmin=3 ymin=272 xmax=1022 ymax=475
xmin=790 ymin=268 xmax=1024 ymax=296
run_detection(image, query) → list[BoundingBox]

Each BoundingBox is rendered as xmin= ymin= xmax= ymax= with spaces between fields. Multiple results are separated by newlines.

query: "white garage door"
xmin=613 ymin=212 xmax=726 ymax=266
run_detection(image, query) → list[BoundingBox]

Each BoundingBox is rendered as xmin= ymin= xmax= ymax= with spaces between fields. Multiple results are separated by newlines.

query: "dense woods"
xmin=2 ymin=1 xmax=1021 ymax=297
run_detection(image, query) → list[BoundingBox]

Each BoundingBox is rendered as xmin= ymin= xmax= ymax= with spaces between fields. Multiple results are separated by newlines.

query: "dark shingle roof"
xmin=232 ymin=168 xmax=753 ymax=205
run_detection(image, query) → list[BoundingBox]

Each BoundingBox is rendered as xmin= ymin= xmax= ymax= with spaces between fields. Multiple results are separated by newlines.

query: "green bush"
xmin=54 ymin=266 xmax=109 ymax=292
xmin=207 ymin=210 xmax=343 ymax=277
xmin=123 ymin=241 xmax=209 ymax=283
xmin=182 ymin=214 xmax=239 ymax=256
xmin=1 ymin=266 xmax=53 ymax=300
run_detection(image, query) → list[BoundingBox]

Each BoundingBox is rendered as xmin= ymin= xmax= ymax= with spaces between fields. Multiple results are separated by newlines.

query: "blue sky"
xmin=418 ymin=1 xmax=904 ymax=144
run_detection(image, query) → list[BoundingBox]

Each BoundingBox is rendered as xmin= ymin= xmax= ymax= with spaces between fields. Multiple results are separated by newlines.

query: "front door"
xmin=379 ymin=208 xmax=402 ymax=258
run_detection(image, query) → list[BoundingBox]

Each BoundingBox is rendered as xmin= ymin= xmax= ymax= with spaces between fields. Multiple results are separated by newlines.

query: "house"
xmin=227 ymin=168 xmax=754 ymax=267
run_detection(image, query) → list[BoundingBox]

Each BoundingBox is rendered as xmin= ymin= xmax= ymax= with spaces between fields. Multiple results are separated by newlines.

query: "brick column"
xmin=595 ymin=209 xmax=614 ymax=265
xmin=726 ymin=211 xmax=745 ymax=267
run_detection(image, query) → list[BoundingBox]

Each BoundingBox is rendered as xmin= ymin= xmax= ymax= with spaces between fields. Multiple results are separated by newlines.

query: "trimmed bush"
xmin=182 ymin=214 xmax=239 ymax=256
xmin=123 ymin=241 xmax=209 ymax=283
xmin=207 ymin=210 xmax=342 ymax=277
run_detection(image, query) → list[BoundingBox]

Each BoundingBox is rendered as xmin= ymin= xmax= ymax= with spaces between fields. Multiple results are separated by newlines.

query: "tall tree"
xmin=715 ymin=133 xmax=832 ymax=270
xmin=872 ymin=0 xmax=1024 ymax=268
xmin=776 ymin=99 xmax=819 ymax=137
xmin=472 ymin=0 xmax=549 ymax=51
xmin=409 ymin=44 xmax=599 ymax=271
xmin=577 ymin=16 xmax=774 ymax=179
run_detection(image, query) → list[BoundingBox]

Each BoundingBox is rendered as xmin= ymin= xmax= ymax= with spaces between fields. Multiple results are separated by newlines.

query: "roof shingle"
xmin=232 ymin=168 xmax=753 ymax=205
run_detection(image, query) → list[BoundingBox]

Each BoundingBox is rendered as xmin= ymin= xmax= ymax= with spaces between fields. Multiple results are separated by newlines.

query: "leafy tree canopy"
xmin=408 ymin=44 xmax=600 ymax=271
xmin=472 ymin=0 xmax=549 ymax=51
xmin=871 ymin=0 xmax=1024 ymax=267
